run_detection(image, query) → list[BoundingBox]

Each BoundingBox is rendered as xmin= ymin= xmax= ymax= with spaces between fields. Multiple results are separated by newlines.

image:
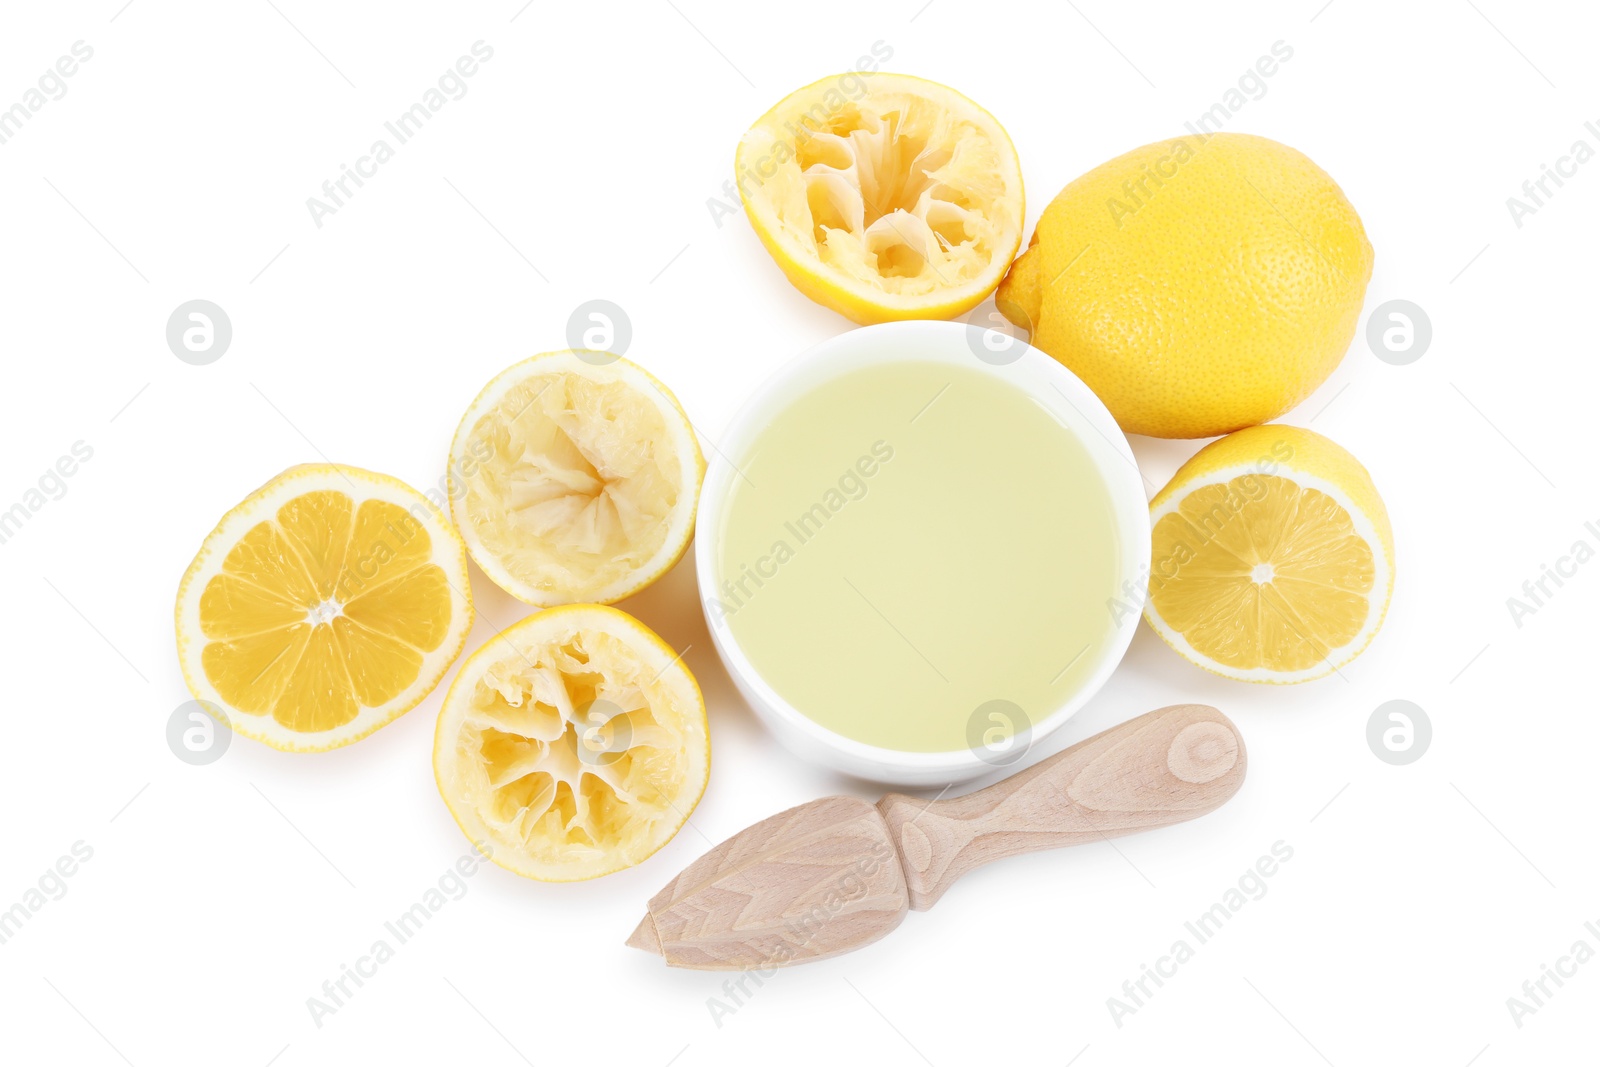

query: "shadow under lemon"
xmin=612 ymin=541 xmax=763 ymax=749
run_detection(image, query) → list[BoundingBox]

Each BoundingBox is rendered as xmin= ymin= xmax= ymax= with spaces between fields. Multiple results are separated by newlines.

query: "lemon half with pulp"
xmin=1144 ymin=425 xmax=1393 ymax=683
xmin=175 ymin=464 xmax=473 ymax=750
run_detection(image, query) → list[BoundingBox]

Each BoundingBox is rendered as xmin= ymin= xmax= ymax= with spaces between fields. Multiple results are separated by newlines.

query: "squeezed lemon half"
xmin=737 ymin=72 xmax=1024 ymax=324
xmin=449 ymin=352 xmax=703 ymax=607
xmin=433 ymin=604 xmax=709 ymax=882
xmin=174 ymin=464 xmax=473 ymax=750
xmin=1144 ymin=425 xmax=1394 ymax=683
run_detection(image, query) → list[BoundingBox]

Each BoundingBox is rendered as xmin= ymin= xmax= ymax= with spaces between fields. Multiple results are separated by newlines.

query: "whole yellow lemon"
xmin=997 ymin=133 xmax=1373 ymax=439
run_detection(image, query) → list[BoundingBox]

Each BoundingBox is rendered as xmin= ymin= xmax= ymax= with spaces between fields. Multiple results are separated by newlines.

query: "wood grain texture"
xmin=877 ymin=704 xmax=1245 ymax=910
xmin=632 ymin=705 xmax=1247 ymax=968
xmin=638 ymin=795 xmax=908 ymax=970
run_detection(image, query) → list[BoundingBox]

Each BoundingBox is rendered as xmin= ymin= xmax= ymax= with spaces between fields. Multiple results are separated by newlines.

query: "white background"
xmin=1 ymin=1 xmax=1595 ymax=1064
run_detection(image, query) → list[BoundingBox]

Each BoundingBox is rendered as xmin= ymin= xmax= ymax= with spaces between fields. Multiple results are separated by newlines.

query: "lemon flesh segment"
xmin=176 ymin=465 xmax=473 ymax=750
xmin=451 ymin=352 xmax=704 ymax=607
xmin=433 ymin=605 xmax=709 ymax=882
xmin=1144 ymin=425 xmax=1393 ymax=684
xmin=739 ymin=72 xmax=1023 ymax=324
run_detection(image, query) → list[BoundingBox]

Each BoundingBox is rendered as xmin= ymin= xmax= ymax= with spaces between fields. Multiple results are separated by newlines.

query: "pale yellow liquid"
xmin=713 ymin=361 xmax=1121 ymax=753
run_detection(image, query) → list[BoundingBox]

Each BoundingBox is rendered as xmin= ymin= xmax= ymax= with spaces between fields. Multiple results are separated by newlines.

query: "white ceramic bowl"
xmin=696 ymin=320 xmax=1149 ymax=786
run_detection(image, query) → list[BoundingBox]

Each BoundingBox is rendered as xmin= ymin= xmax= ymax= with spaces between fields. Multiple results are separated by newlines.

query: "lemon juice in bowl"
xmin=699 ymin=321 xmax=1149 ymax=784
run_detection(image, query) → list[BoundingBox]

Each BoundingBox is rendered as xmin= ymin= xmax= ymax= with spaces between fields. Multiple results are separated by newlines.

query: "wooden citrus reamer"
xmin=628 ymin=703 xmax=1246 ymax=969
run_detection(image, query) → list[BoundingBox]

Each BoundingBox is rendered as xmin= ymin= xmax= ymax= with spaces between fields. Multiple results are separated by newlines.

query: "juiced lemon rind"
xmin=449 ymin=352 xmax=704 ymax=608
xmin=432 ymin=604 xmax=709 ymax=882
xmin=737 ymin=72 xmax=1024 ymax=324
